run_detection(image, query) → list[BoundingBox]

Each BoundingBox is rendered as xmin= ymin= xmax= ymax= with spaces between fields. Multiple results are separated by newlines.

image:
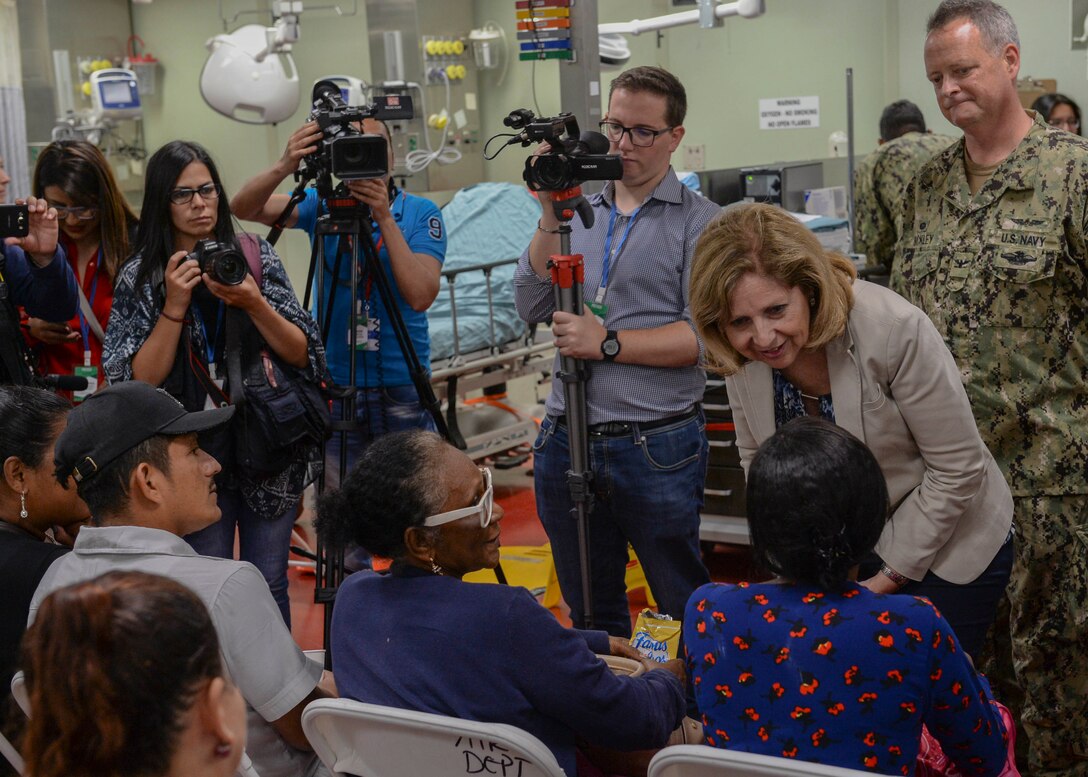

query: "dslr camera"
xmin=504 ymin=109 xmax=622 ymax=192
xmin=303 ymin=80 xmax=414 ymax=184
xmin=187 ymin=239 xmax=248 ymax=286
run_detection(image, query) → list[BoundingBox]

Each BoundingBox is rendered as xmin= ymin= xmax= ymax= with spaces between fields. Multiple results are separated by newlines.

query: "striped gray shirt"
xmin=514 ymin=170 xmax=721 ymax=423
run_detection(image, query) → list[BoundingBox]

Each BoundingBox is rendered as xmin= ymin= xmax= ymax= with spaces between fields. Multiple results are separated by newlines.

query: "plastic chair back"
xmin=648 ymin=745 xmax=877 ymax=777
xmin=302 ymin=698 xmax=567 ymax=777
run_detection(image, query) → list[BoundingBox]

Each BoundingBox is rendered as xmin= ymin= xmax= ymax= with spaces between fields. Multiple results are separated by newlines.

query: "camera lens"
xmin=532 ymin=156 xmax=569 ymax=191
xmin=210 ymin=249 xmax=248 ymax=286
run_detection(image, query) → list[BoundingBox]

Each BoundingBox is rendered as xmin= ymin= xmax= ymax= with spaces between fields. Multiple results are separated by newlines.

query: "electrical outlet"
xmin=683 ymin=144 xmax=705 ymax=171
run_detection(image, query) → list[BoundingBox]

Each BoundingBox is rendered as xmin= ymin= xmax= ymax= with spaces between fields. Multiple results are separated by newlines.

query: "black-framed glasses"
xmin=1051 ymin=118 xmax=1080 ymax=131
xmin=169 ymin=183 xmax=221 ymax=205
xmin=52 ymin=205 xmax=99 ymax=221
xmin=598 ymin=121 xmax=674 ymax=147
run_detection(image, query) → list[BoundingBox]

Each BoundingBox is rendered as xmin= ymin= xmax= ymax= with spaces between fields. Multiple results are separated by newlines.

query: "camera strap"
xmin=596 ymin=201 xmax=642 ymax=306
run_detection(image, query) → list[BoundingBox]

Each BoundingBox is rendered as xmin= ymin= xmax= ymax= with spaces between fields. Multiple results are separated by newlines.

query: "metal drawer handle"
xmin=708 ymin=440 xmax=734 ymax=448
xmin=703 ymin=488 xmax=734 ymax=497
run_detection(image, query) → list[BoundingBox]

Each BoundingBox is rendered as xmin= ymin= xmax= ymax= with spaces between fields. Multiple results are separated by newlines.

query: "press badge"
xmin=72 ymin=351 xmax=98 ymax=403
xmin=585 ymin=299 xmax=608 ymax=323
xmin=353 ymin=299 xmax=381 ymax=352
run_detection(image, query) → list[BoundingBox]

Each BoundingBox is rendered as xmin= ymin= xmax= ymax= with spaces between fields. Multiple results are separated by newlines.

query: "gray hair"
xmin=927 ymin=0 xmax=1019 ymax=53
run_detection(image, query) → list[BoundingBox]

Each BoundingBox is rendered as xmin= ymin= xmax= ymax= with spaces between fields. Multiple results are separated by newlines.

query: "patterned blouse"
xmin=684 ymin=581 xmax=1008 ymax=776
xmin=103 ymin=236 xmax=327 ymax=519
xmin=773 ymin=369 xmax=835 ymax=427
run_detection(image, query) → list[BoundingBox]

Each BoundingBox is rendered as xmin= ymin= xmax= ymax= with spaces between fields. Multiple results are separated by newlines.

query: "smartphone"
xmin=0 ymin=204 xmax=29 ymax=239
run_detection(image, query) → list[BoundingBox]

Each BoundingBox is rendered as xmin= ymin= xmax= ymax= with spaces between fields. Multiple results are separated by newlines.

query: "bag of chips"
xmin=629 ymin=609 xmax=681 ymax=663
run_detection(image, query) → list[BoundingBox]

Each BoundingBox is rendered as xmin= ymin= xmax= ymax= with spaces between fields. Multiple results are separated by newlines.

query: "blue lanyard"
xmin=77 ymin=259 xmax=101 ymax=348
xmin=191 ymin=301 xmax=225 ymax=367
xmin=598 ymin=201 xmax=641 ymax=298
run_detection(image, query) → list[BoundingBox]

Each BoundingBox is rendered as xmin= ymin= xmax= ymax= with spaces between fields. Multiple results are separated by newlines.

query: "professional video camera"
xmin=502 ymin=109 xmax=622 ymax=192
xmin=187 ymin=239 xmax=248 ymax=286
xmin=302 ymin=80 xmax=414 ymax=184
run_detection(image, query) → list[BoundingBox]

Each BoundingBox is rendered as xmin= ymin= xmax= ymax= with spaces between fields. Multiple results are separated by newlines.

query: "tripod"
xmin=546 ymin=186 xmax=596 ymax=629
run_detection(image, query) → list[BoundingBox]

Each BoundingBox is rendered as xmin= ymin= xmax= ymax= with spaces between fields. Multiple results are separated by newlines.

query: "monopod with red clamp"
xmin=547 ymin=186 xmax=596 ymax=629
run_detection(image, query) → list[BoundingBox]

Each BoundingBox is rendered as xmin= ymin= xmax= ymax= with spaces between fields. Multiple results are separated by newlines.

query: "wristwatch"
xmin=601 ymin=330 xmax=621 ymax=362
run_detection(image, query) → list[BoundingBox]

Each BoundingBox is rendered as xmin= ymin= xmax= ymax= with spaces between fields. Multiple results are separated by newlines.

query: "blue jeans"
xmin=325 ymin=385 xmax=436 ymax=489
xmin=184 ymin=488 xmax=297 ymax=627
xmin=859 ymin=529 xmax=1014 ymax=658
xmin=533 ymin=412 xmax=711 ymax=637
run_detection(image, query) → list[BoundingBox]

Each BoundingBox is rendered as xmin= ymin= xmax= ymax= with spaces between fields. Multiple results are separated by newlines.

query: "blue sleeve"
xmin=2 ymin=244 xmax=79 ymax=321
xmin=505 ymin=588 xmax=685 ymax=750
xmin=922 ymin=605 xmax=1009 ymax=776
xmin=404 ymin=196 xmax=447 ymax=264
xmin=292 ymin=188 xmax=320 ymax=237
xmin=574 ymin=628 xmax=612 ymax=655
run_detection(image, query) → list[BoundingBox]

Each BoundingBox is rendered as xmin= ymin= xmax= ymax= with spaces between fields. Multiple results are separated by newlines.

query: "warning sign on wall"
xmin=759 ymin=96 xmax=820 ymax=130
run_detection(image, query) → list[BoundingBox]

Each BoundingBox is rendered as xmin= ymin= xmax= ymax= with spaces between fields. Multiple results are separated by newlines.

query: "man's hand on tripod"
xmin=346 ymin=179 xmax=393 ymax=225
xmin=552 ymin=308 xmax=607 ymax=360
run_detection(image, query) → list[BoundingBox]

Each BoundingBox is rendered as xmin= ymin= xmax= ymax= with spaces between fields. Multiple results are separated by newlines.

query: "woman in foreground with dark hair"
xmin=102 ymin=140 xmax=325 ymax=625
xmin=317 ymin=429 xmax=687 ymax=777
xmin=21 ymin=570 xmax=245 ymax=777
xmin=683 ymin=418 xmax=1009 ymax=776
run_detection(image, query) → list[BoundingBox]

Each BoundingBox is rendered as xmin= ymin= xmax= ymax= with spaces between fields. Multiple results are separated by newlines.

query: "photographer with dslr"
xmin=103 ymin=140 xmax=326 ymax=625
xmin=1 ymin=193 xmax=80 ymax=386
xmin=514 ymin=66 xmax=719 ymax=636
xmin=232 ymin=116 xmax=446 ymax=484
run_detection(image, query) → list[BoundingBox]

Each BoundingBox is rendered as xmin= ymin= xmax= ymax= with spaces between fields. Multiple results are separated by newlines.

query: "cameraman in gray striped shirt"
xmin=515 ymin=66 xmax=719 ymax=637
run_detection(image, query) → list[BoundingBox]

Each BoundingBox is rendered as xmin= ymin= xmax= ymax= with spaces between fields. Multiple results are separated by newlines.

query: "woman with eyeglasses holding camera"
xmin=27 ymin=140 xmax=138 ymax=400
xmin=316 ymin=429 xmax=688 ymax=777
xmin=102 ymin=140 xmax=326 ymax=626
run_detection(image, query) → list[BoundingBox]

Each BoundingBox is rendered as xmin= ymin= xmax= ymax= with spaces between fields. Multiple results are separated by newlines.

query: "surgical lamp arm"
xmin=598 ymin=0 xmax=765 ymax=36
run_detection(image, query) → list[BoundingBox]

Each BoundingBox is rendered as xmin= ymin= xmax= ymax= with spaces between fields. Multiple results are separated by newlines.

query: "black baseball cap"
xmin=55 ymin=381 xmax=235 ymax=484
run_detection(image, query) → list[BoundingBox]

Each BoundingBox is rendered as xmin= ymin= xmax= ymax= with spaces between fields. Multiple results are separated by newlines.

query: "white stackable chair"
xmin=301 ymin=698 xmax=567 ymax=777
xmin=648 ymin=745 xmax=876 ymax=777
xmin=0 ymin=730 xmax=24 ymax=775
xmin=12 ymin=669 xmax=261 ymax=777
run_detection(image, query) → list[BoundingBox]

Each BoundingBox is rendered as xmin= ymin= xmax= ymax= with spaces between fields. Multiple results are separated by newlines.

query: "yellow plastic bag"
xmin=629 ymin=609 xmax=681 ymax=663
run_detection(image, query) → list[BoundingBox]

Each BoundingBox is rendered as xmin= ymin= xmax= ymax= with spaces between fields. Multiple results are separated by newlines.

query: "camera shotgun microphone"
xmin=39 ymin=374 xmax=89 ymax=392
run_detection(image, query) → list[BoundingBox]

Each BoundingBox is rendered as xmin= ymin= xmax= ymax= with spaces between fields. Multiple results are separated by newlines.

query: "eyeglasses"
xmin=51 ymin=205 xmax=99 ymax=221
xmin=598 ymin=121 xmax=675 ymax=147
xmin=1051 ymin=118 xmax=1080 ymax=131
xmin=423 ymin=468 xmax=494 ymax=528
xmin=169 ymin=183 xmax=221 ymax=205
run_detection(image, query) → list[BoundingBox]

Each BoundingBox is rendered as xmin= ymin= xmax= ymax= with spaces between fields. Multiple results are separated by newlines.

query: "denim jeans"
xmin=533 ymin=412 xmax=711 ymax=637
xmin=184 ymin=487 xmax=297 ymax=627
xmin=325 ymin=385 xmax=436 ymax=489
xmin=859 ymin=528 xmax=1014 ymax=659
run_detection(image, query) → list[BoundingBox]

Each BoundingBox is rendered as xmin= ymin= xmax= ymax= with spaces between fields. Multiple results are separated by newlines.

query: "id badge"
xmin=72 ymin=364 xmax=98 ymax=403
xmin=586 ymin=299 xmax=608 ymax=324
xmin=353 ymin=300 xmax=380 ymax=352
xmin=203 ymin=362 xmax=226 ymax=410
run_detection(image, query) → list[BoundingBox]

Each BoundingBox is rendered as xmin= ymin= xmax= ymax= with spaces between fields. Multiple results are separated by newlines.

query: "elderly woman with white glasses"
xmin=316 ymin=430 xmax=687 ymax=777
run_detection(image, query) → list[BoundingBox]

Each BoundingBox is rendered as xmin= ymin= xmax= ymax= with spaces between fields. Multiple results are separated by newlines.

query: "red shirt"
xmin=29 ymin=234 xmax=114 ymax=383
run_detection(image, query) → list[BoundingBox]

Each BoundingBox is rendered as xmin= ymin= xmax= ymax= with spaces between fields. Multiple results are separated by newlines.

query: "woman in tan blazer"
xmin=689 ymin=202 xmax=1013 ymax=657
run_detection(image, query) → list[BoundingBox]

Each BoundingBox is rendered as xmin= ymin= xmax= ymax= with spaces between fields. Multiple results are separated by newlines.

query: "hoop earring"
xmin=19 ymin=491 xmax=28 ymax=521
xmin=430 ymin=557 xmax=443 ymax=576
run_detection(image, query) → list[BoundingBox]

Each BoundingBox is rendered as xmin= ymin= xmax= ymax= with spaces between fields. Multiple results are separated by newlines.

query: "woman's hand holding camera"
xmin=204 ymin=272 xmax=265 ymax=315
xmin=163 ymin=250 xmax=202 ymax=320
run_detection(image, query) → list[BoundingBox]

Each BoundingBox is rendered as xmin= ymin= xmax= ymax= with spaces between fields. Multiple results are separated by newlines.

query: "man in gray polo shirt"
xmin=29 ymin=381 xmax=331 ymax=777
xmin=515 ymin=66 xmax=717 ymax=636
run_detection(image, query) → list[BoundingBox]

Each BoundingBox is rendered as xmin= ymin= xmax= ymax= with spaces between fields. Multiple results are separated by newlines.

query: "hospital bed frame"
xmin=430 ymin=256 xmax=554 ymax=461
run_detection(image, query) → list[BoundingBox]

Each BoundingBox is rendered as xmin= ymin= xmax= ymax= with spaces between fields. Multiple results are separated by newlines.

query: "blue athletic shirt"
xmin=294 ymin=186 xmax=446 ymax=387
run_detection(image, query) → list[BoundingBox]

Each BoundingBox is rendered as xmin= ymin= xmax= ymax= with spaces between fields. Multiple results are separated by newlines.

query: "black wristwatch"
xmin=601 ymin=330 xmax=621 ymax=361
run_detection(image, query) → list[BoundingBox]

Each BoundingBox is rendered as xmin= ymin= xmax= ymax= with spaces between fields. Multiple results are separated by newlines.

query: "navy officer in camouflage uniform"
xmin=893 ymin=1 xmax=1088 ymax=773
xmin=852 ymin=100 xmax=954 ymax=271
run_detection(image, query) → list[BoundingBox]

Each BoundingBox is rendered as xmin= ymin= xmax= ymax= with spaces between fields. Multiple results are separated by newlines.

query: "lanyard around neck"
xmin=598 ymin=200 xmax=642 ymax=300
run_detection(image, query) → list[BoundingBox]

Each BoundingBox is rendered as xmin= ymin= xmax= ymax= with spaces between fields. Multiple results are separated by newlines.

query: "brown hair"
xmin=21 ymin=571 xmax=222 ymax=777
xmin=690 ymin=203 xmax=856 ymax=376
xmin=608 ymin=66 xmax=687 ymax=128
xmin=32 ymin=140 xmax=139 ymax=281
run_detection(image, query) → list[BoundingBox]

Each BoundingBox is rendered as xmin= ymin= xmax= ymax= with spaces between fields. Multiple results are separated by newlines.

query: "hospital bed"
xmin=427 ymin=182 xmax=552 ymax=462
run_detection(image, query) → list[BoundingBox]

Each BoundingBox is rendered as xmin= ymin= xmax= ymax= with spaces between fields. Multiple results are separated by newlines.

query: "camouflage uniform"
xmin=892 ymin=111 xmax=1088 ymax=776
xmin=853 ymin=132 xmax=956 ymax=270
